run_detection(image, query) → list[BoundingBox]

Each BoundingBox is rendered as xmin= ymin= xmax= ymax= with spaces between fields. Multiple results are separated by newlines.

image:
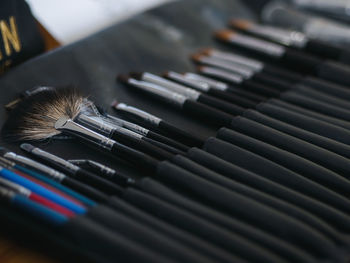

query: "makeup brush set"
xmin=3 ymin=0 xmax=350 ymax=262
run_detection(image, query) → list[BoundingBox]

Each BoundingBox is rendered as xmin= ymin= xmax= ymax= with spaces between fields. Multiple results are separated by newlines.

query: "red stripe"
xmin=29 ymin=193 xmax=75 ymax=217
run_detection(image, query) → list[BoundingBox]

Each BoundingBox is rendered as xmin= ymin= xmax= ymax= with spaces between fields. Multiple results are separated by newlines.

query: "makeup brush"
xmin=0 ymin=185 xmax=68 ymax=225
xmin=112 ymin=102 xmax=204 ymax=147
xmin=130 ymin=72 xmax=244 ymax=116
xmin=0 ymin=176 xmax=75 ymax=217
xmin=193 ymin=51 xmax=293 ymax=92
xmin=165 ymin=71 xmax=257 ymax=108
xmin=230 ymin=19 xmax=350 ymax=65
xmin=98 ymin=113 xmax=190 ymax=152
xmin=215 ymin=29 xmax=350 ymax=86
xmin=117 ymin=75 xmax=235 ymax=127
xmin=22 ymin=144 xmax=136 ymax=188
xmin=198 ymin=49 xmax=350 ymax=101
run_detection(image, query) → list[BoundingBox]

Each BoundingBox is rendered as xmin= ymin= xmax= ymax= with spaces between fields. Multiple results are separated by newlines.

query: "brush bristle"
xmin=117 ymin=74 xmax=131 ymax=84
xmin=1 ymin=87 xmax=85 ymax=141
xmin=190 ymin=53 xmax=204 ymax=63
xmin=200 ymin=48 xmax=214 ymax=56
xmin=214 ymin=30 xmax=235 ymax=41
xmin=230 ymin=19 xmax=252 ymax=30
xmin=129 ymin=72 xmax=143 ymax=80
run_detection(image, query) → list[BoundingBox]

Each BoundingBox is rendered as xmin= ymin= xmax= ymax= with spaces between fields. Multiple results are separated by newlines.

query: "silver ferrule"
xmin=166 ymin=71 xmax=210 ymax=92
xmin=55 ymin=117 xmax=116 ymax=151
xmin=198 ymin=56 xmax=255 ymax=79
xmin=141 ymin=73 xmax=201 ymax=100
xmin=3 ymin=152 xmax=66 ymax=182
xmin=24 ymin=86 xmax=55 ymax=97
xmin=127 ymin=78 xmax=187 ymax=107
xmin=209 ymin=50 xmax=264 ymax=72
xmin=30 ymin=147 xmax=80 ymax=173
xmin=76 ymin=114 xmax=114 ymax=137
xmin=183 ymin=73 xmax=228 ymax=91
xmin=114 ymin=103 xmax=162 ymax=126
xmin=227 ymin=32 xmax=286 ymax=58
xmin=104 ymin=114 xmax=149 ymax=136
xmin=68 ymin=159 xmax=116 ymax=177
xmin=0 ymin=177 xmax=31 ymax=197
xmin=200 ymin=66 xmax=244 ymax=84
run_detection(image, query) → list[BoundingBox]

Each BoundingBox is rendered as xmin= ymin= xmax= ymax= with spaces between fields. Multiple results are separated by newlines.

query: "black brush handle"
xmin=142 ymin=137 xmax=185 ymax=155
xmin=157 ymin=121 xmax=204 ymax=147
xmin=207 ymin=88 xmax=256 ymax=108
xmin=110 ymin=142 xmax=159 ymax=172
xmin=198 ymin=94 xmax=244 ymax=115
xmin=280 ymin=49 xmax=321 ymax=74
xmin=75 ymin=168 xmax=124 ymax=195
xmin=182 ymin=99 xmax=234 ymax=127
xmin=316 ymin=61 xmax=350 ymax=86
xmin=62 ymin=176 xmax=108 ymax=202
xmin=227 ymin=86 xmax=268 ymax=102
xmin=251 ymin=73 xmax=290 ymax=92
xmin=111 ymin=130 xmax=174 ymax=160
xmin=304 ymin=39 xmax=343 ymax=62
xmin=262 ymin=64 xmax=303 ymax=83
xmin=242 ymin=80 xmax=280 ymax=97
xmin=146 ymin=130 xmax=190 ymax=152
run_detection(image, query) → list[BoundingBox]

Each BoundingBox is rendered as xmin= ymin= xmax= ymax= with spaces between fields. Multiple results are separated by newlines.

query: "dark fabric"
xmin=123 ymin=185 xmax=302 ymax=263
xmin=243 ymin=109 xmax=350 ymax=158
xmin=107 ymin=197 xmax=238 ymax=263
xmin=0 ymin=0 xmax=44 ymax=72
xmin=280 ymin=91 xmax=350 ymax=121
xmin=86 ymin=205 xmax=211 ymax=263
xmin=63 ymin=216 xmax=173 ymax=263
xmin=230 ymin=116 xmax=350 ymax=178
xmin=256 ymin=102 xmax=350 ymax=144
xmin=171 ymin=154 xmax=350 ymax=233
xmin=216 ymin=128 xmax=350 ymax=197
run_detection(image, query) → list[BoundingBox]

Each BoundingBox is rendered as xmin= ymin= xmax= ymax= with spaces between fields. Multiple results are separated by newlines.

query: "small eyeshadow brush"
xmin=215 ymin=29 xmax=350 ymax=86
xmin=117 ymin=75 xmax=235 ymax=127
xmin=130 ymin=72 xmax=245 ymax=116
xmin=230 ymin=19 xmax=350 ymax=65
xmin=112 ymin=102 xmax=205 ymax=147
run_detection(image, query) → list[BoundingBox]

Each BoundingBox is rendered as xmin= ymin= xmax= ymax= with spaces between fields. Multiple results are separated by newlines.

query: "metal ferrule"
xmin=24 ymin=86 xmax=55 ymax=97
xmin=228 ymin=33 xmax=286 ymax=58
xmin=198 ymin=56 xmax=255 ymax=79
xmin=55 ymin=117 xmax=116 ymax=151
xmin=209 ymin=50 xmax=264 ymax=72
xmin=30 ymin=147 xmax=80 ymax=173
xmin=76 ymin=114 xmax=114 ymax=137
xmin=69 ymin=159 xmax=116 ymax=178
xmin=244 ymin=23 xmax=308 ymax=48
xmin=0 ymin=177 xmax=31 ymax=197
xmin=183 ymin=73 xmax=228 ymax=91
xmin=141 ymin=73 xmax=200 ymax=100
xmin=166 ymin=71 xmax=210 ymax=92
xmin=104 ymin=114 xmax=149 ymax=136
xmin=127 ymin=78 xmax=187 ymax=107
xmin=114 ymin=103 xmax=162 ymax=126
xmin=200 ymin=66 xmax=244 ymax=84
xmin=3 ymin=152 xmax=66 ymax=182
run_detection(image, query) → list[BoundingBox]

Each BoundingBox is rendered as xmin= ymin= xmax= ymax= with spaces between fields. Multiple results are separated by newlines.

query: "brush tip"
xmin=110 ymin=100 xmax=120 ymax=108
xmin=200 ymin=48 xmax=214 ymax=56
xmin=191 ymin=53 xmax=205 ymax=62
xmin=196 ymin=65 xmax=206 ymax=72
xmin=230 ymin=19 xmax=252 ymax=30
xmin=20 ymin=143 xmax=35 ymax=153
xmin=214 ymin=29 xmax=235 ymax=41
xmin=129 ymin=72 xmax=144 ymax=80
xmin=117 ymin=74 xmax=131 ymax=84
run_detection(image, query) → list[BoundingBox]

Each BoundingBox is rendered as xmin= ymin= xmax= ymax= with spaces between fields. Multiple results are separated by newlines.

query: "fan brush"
xmin=1 ymin=87 xmax=158 ymax=172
